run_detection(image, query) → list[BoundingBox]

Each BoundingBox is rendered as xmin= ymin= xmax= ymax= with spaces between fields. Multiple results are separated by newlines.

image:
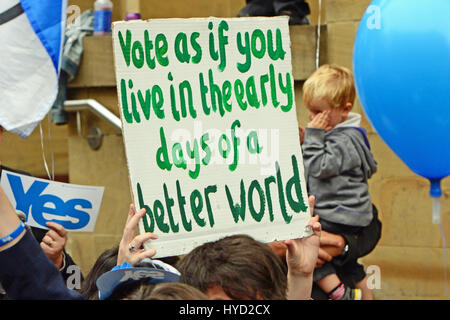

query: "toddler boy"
xmin=301 ymin=64 xmax=377 ymax=300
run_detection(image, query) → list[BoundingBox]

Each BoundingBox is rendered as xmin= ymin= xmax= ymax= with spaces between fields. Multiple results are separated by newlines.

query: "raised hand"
xmin=117 ymin=204 xmax=158 ymax=266
xmin=40 ymin=222 xmax=68 ymax=269
xmin=307 ymin=110 xmax=330 ymax=130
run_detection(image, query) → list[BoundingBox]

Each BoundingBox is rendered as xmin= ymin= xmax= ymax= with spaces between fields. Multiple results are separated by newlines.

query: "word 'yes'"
xmin=7 ymin=174 xmax=92 ymax=230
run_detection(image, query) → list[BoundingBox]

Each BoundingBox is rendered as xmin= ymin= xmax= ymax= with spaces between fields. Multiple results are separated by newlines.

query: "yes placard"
xmin=112 ymin=17 xmax=311 ymax=257
xmin=1 ymin=170 xmax=104 ymax=232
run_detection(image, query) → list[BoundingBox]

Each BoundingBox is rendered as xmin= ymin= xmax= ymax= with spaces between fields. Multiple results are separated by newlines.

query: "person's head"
xmin=303 ymin=64 xmax=356 ymax=129
xmin=96 ymin=258 xmax=181 ymax=300
xmin=107 ymin=279 xmax=156 ymax=300
xmin=78 ymin=246 xmax=119 ymax=300
xmin=149 ymin=282 xmax=208 ymax=300
xmin=105 ymin=281 xmax=208 ymax=300
xmin=176 ymin=234 xmax=288 ymax=300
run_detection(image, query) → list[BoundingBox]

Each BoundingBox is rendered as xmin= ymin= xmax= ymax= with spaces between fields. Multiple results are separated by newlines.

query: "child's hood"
xmin=335 ymin=112 xmax=362 ymax=128
xmin=334 ymin=113 xmax=378 ymax=179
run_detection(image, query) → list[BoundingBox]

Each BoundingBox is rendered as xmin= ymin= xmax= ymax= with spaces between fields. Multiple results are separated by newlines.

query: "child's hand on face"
xmin=307 ymin=110 xmax=330 ymax=130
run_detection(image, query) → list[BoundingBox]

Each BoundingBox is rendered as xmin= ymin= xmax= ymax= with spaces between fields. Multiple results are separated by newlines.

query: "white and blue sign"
xmin=1 ymin=170 xmax=104 ymax=232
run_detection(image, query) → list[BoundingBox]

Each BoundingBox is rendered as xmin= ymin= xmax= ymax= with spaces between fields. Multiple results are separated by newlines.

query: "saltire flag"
xmin=0 ymin=0 xmax=67 ymax=138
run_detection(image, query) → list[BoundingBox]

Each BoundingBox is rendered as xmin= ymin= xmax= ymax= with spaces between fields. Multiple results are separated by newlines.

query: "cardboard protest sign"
xmin=112 ymin=17 xmax=311 ymax=257
xmin=0 ymin=170 xmax=104 ymax=232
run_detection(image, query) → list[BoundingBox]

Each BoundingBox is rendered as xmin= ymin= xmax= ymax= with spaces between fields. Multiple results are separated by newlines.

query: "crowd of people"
xmin=0 ymin=63 xmax=382 ymax=300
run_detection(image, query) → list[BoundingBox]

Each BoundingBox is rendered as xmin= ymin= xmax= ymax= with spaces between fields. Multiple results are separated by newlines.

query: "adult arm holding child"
xmin=317 ymin=204 xmax=382 ymax=268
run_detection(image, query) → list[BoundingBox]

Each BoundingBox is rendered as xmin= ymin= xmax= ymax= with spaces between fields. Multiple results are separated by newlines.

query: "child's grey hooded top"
xmin=302 ymin=113 xmax=377 ymax=227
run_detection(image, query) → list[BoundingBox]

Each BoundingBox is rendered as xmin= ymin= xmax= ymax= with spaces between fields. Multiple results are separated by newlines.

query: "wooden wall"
xmin=0 ymin=116 xmax=68 ymax=180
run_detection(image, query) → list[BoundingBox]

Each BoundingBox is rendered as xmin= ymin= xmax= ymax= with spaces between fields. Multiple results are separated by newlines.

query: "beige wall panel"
xmin=140 ymin=0 xmax=234 ymax=19
xmin=66 ymin=126 xmax=131 ymax=274
xmin=0 ymin=117 xmax=68 ymax=177
xmin=290 ymin=25 xmax=324 ymax=80
xmin=324 ymin=0 xmax=372 ymax=23
xmin=370 ymin=177 xmax=450 ymax=248
xmin=68 ymin=133 xmax=131 ymax=231
xmin=326 ymin=21 xmax=359 ymax=69
xmin=308 ymin=0 xmax=326 ymax=26
xmin=69 ymin=37 xmax=116 ymax=88
xmin=361 ymin=246 xmax=450 ymax=299
xmin=294 ymin=81 xmax=308 ymax=127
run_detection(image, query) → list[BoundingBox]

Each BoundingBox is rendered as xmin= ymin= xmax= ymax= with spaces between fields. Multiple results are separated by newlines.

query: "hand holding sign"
xmin=117 ymin=204 xmax=158 ymax=266
xmin=284 ymin=196 xmax=321 ymax=278
xmin=40 ymin=221 xmax=68 ymax=269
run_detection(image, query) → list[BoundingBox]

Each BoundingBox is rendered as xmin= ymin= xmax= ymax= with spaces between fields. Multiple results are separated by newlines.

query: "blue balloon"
xmin=353 ymin=0 xmax=450 ymax=196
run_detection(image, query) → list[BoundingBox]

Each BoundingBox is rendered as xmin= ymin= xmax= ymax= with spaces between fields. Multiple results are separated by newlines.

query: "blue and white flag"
xmin=0 ymin=0 xmax=67 ymax=138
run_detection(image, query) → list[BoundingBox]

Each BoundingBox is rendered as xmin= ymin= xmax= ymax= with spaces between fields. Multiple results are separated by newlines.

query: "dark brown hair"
xmin=176 ymin=235 xmax=288 ymax=300
xmin=78 ymin=246 xmax=119 ymax=300
xmin=149 ymin=282 xmax=208 ymax=300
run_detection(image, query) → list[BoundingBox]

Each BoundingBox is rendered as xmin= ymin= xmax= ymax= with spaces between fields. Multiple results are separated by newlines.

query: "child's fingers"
xmin=309 ymin=215 xmax=320 ymax=225
xmin=313 ymin=113 xmax=325 ymax=123
xmin=308 ymin=195 xmax=316 ymax=216
xmin=311 ymin=221 xmax=321 ymax=234
xmin=316 ymin=113 xmax=329 ymax=128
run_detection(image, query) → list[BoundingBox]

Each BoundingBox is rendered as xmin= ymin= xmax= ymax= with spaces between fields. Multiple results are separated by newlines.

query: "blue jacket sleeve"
xmin=0 ymin=230 xmax=84 ymax=300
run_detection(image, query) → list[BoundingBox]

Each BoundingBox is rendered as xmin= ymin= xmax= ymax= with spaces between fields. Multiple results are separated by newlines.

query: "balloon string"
xmin=439 ymin=212 xmax=448 ymax=299
xmin=315 ymin=0 xmax=322 ymax=69
xmin=47 ymin=115 xmax=55 ymax=181
xmin=432 ymin=197 xmax=441 ymax=224
xmin=432 ymin=197 xmax=447 ymax=298
xmin=39 ymin=123 xmax=52 ymax=181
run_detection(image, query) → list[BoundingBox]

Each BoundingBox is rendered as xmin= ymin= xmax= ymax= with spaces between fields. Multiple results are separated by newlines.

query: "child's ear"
xmin=344 ymin=102 xmax=353 ymax=111
xmin=342 ymin=102 xmax=353 ymax=115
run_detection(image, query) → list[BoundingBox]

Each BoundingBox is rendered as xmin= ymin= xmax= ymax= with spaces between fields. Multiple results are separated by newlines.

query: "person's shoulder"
xmin=326 ymin=127 xmax=355 ymax=142
xmin=335 ymin=127 xmax=370 ymax=149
